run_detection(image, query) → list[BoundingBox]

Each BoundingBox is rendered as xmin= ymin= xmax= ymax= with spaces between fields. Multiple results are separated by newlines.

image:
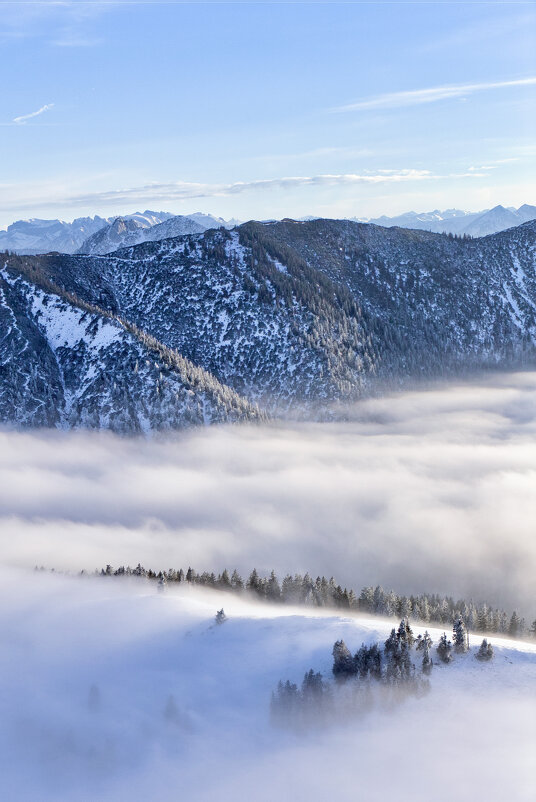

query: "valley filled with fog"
xmin=2 ymin=371 xmax=536 ymax=614
xmin=1 ymin=371 xmax=536 ymax=800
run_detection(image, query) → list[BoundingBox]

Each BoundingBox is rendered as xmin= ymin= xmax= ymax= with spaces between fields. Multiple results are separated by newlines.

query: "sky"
xmin=1 ymin=0 xmax=535 ymax=228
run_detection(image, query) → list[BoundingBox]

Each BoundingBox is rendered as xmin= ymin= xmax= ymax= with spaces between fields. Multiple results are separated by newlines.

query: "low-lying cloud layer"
xmin=1 ymin=569 xmax=534 ymax=802
xmin=1 ymin=371 xmax=535 ymax=615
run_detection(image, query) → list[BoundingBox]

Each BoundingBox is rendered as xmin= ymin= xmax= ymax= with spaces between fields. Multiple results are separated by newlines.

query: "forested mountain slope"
xmin=0 ymin=258 xmax=263 ymax=431
xmin=2 ymin=218 xmax=535 ymax=426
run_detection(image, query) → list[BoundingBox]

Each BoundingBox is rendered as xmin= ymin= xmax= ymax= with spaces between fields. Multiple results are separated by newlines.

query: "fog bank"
xmin=0 ymin=569 xmax=534 ymax=802
xmin=1 ymin=371 xmax=536 ymax=614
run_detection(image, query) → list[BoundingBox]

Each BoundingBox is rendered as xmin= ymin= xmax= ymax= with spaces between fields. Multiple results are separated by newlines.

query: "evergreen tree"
xmin=332 ymin=639 xmax=355 ymax=680
xmin=218 ymin=569 xmax=231 ymax=588
xmin=301 ymin=669 xmax=326 ymax=703
xmin=384 ymin=628 xmax=398 ymax=658
xmin=422 ymin=644 xmax=433 ymax=675
xmin=508 ymin=611 xmax=521 ymax=638
xmin=415 ymin=631 xmax=433 ymax=651
xmin=453 ymin=617 xmax=469 ymax=653
xmin=397 ymin=617 xmax=415 ymax=648
xmin=246 ymin=568 xmax=261 ymax=595
xmin=266 ymin=570 xmax=281 ymax=602
xmin=476 ymin=638 xmax=494 ymax=661
xmin=230 ymin=569 xmax=244 ymax=590
xmin=436 ymin=633 xmax=452 ymax=664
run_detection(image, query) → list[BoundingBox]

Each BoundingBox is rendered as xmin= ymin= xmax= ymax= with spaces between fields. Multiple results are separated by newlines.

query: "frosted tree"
xmin=476 ymin=639 xmax=494 ymax=661
xmin=230 ymin=569 xmax=244 ymax=590
xmin=247 ymin=568 xmax=262 ymax=595
xmin=332 ymin=639 xmax=355 ymax=680
xmin=508 ymin=611 xmax=521 ymax=638
xmin=355 ymin=643 xmax=382 ymax=681
xmin=218 ymin=569 xmax=231 ymax=588
xmin=266 ymin=570 xmax=281 ymax=602
xmin=397 ymin=617 xmax=415 ymax=648
xmin=422 ymin=644 xmax=433 ymax=675
xmin=415 ymin=631 xmax=433 ymax=651
xmin=453 ymin=617 xmax=469 ymax=653
xmin=436 ymin=633 xmax=452 ymax=664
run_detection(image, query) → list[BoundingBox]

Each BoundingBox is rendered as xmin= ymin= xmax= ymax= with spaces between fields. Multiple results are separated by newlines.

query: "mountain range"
xmin=0 ymin=211 xmax=233 ymax=255
xmin=2 ymin=204 xmax=535 ymax=257
xmin=1 ymin=217 xmax=536 ymax=431
xmin=361 ymin=203 xmax=536 ymax=237
xmin=76 ymin=212 xmax=234 ymax=256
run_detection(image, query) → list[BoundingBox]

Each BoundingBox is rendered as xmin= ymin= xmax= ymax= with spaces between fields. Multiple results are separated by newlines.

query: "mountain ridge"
xmin=2 ymin=217 xmax=535 ymax=430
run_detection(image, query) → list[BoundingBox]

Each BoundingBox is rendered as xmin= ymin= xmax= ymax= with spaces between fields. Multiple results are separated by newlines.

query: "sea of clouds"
xmin=1 ymin=370 xmax=535 ymax=615
xmin=0 ymin=568 xmax=534 ymax=802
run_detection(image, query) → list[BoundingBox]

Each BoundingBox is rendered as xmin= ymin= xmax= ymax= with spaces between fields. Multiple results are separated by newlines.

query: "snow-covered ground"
xmin=0 ymin=568 xmax=534 ymax=802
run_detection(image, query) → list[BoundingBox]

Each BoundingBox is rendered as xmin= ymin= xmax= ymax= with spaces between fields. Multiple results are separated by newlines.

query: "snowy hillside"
xmin=2 ymin=217 xmax=536 ymax=427
xmin=11 ymin=219 xmax=536 ymax=413
xmin=1 ymin=567 xmax=533 ymax=802
xmin=0 ymin=262 xmax=262 ymax=430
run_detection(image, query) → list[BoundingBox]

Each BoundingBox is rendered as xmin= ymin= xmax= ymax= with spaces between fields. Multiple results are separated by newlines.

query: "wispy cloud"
xmin=334 ymin=77 xmax=536 ymax=113
xmin=0 ymin=169 xmax=488 ymax=215
xmin=13 ymin=103 xmax=54 ymax=125
xmin=12 ymin=169 xmax=483 ymax=210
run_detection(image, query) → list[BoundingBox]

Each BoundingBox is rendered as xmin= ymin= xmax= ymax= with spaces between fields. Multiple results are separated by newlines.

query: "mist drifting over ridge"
xmin=1 ymin=370 xmax=535 ymax=616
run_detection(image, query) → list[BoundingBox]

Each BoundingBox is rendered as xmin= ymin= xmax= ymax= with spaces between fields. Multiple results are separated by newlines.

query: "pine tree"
xmin=332 ymin=639 xmax=355 ymax=680
xmin=415 ymin=631 xmax=433 ymax=651
xmin=230 ymin=569 xmax=243 ymax=590
xmin=436 ymin=633 xmax=452 ymax=664
xmin=266 ymin=570 xmax=281 ymax=602
xmin=476 ymin=638 xmax=494 ymax=661
xmin=301 ymin=669 xmax=326 ymax=702
xmin=453 ymin=617 xmax=469 ymax=653
xmin=508 ymin=611 xmax=520 ymax=638
xmin=397 ymin=617 xmax=415 ymax=648
xmin=422 ymin=644 xmax=433 ymax=675
xmin=247 ymin=568 xmax=261 ymax=595
xmin=219 ymin=569 xmax=231 ymax=588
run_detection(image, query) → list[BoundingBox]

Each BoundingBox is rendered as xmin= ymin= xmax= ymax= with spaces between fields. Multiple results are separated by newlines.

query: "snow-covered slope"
xmin=0 ymin=261 xmax=263 ymax=430
xmin=2 ymin=218 xmax=536 ymax=424
xmin=1 ymin=567 xmax=533 ymax=802
xmin=20 ymin=218 xmax=536 ymax=412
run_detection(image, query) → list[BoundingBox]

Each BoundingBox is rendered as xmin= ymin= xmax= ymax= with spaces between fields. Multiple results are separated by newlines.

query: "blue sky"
xmin=1 ymin=0 xmax=535 ymax=227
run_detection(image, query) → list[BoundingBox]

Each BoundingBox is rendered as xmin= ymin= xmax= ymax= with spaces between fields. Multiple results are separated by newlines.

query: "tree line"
xmin=90 ymin=563 xmax=536 ymax=640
